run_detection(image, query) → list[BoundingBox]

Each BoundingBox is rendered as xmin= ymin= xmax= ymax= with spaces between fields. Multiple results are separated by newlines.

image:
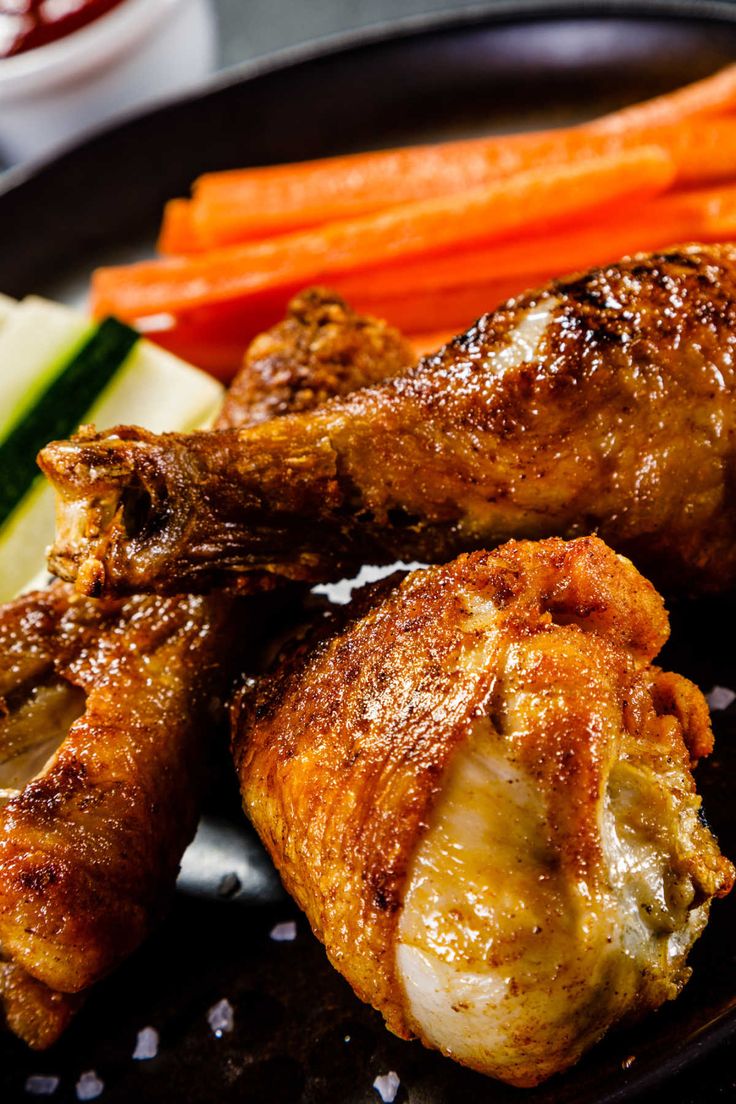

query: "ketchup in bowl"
xmin=0 ymin=0 xmax=126 ymax=58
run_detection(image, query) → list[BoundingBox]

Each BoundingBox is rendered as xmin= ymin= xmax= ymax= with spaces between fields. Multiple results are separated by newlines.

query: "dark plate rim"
xmin=4 ymin=0 xmax=736 ymax=200
xmin=1 ymin=2 xmax=736 ymax=1100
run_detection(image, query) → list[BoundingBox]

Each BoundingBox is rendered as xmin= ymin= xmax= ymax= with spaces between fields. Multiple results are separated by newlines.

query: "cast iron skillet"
xmin=1 ymin=3 xmax=736 ymax=1101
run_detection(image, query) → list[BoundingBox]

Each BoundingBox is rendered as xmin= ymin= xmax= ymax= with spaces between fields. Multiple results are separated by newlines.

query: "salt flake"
xmin=270 ymin=920 xmax=297 ymax=942
xmin=24 ymin=1075 xmax=59 ymax=1096
xmin=132 ymin=1026 xmax=159 ymax=1060
xmin=373 ymin=1071 xmax=401 ymax=1102
xmin=207 ymin=997 xmax=234 ymax=1037
xmin=75 ymin=1071 xmax=104 ymax=1101
xmin=707 ymin=685 xmax=736 ymax=711
xmin=217 ymin=872 xmax=241 ymax=898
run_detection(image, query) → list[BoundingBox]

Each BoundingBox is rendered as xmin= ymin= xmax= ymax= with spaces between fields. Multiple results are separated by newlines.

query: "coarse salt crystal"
xmin=75 ymin=1071 xmax=104 ymax=1101
xmin=24 ymin=1075 xmax=59 ymax=1096
xmin=270 ymin=920 xmax=297 ymax=942
xmin=132 ymin=1026 xmax=159 ymax=1060
xmin=217 ymin=872 xmax=241 ymax=898
xmin=207 ymin=997 xmax=234 ymax=1037
xmin=373 ymin=1071 xmax=401 ymax=1102
xmin=707 ymin=685 xmax=736 ymax=711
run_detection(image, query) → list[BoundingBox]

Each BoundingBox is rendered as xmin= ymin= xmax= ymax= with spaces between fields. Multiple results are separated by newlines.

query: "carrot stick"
xmin=190 ymin=136 xmax=530 ymax=245
xmin=661 ymin=117 xmax=736 ymax=186
xmin=179 ymin=70 xmax=736 ymax=248
xmin=146 ymin=181 xmax=736 ymax=377
xmin=331 ymin=184 xmax=736 ymax=301
xmin=343 ymin=187 xmax=736 ymax=331
xmin=158 ymin=199 xmax=204 ymax=255
xmin=183 ymin=118 xmax=736 ymax=250
xmin=410 ymin=332 xmax=457 ymax=359
xmin=146 ymin=277 xmax=558 ymax=377
xmin=588 ymin=62 xmax=736 ymax=134
xmin=136 ymin=286 xmax=302 ymax=380
xmin=93 ymin=147 xmax=674 ymax=319
xmin=149 ymin=326 xmax=260 ymax=381
xmin=349 ymin=281 xmax=537 ymax=335
xmin=145 ymin=285 xmax=514 ymax=379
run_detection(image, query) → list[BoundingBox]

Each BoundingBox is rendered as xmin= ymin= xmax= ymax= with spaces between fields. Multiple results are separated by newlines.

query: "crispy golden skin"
xmin=0 ymin=290 xmax=406 ymax=1049
xmin=0 ymin=962 xmax=82 ymax=1051
xmin=0 ymin=584 xmax=242 ymax=1046
xmin=233 ymin=537 xmax=733 ymax=1087
xmin=40 ymin=245 xmax=736 ymax=596
xmin=216 ymin=288 xmax=412 ymax=429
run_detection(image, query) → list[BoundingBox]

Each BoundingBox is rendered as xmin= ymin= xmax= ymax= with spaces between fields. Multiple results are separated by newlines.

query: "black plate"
xmin=1 ymin=3 xmax=736 ymax=1102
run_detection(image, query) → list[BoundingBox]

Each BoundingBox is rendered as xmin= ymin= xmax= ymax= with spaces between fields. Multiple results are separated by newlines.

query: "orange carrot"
xmin=178 ymin=118 xmax=736 ymax=251
xmin=349 ymin=281 xmax=537 ymax=336
xmin=145 ymin=285 xmax=517 ymax=380
xmin=146 ymin=180 xmax=736 ymax=377
xmin=662 ymin=116 xmax=736 ymax=186
xmin=176 ymin=70 xmax=736 ymax=249
xmin=410 ymin=332 xmax=457 ymax=359
xmin=190 ymin=135 xmax=532 ymax=246
xmin=341 ymin=185 xmax=736 ymax=330
xmin=332 ymin=184 xmax=736 ymax=301
xmin=93 ymin=147 xmax=674 ymax=319
xmin=158 ymin=199 xmax=204 ymax=255
xmin=137 ymin=287 xmax=302 ymax=380
xmin=588 ymin=62 xmax=736 ymax=134
xmin=150 ymin=325 xmax=260 ymax=381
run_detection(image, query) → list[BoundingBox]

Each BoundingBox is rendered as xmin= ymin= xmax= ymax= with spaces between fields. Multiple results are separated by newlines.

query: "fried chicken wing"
xmin=234 ymin=537 xmax=733 ymax=1087
xmin=0 ymin=584 xmax=242 ymax=1047
xmin=40 ymin=245 xmax=736 ymax=596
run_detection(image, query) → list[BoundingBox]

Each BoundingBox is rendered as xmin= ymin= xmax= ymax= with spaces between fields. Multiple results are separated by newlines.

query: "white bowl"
xmin=0 ymin=0 xmax=216 ymax=164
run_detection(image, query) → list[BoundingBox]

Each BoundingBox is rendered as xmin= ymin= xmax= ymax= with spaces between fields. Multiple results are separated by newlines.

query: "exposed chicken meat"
xmin=1 ymin=287 xmax=409 ymax=1048
xmin=0 ymin=584 xmax=243 ymax=1047
xmin=233 ymin=536 xmax=733 ymax=1087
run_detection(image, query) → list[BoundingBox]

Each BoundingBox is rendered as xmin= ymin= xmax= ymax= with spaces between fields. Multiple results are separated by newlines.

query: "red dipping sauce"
xmin=0 ymin=0 xmax=126 ymax=58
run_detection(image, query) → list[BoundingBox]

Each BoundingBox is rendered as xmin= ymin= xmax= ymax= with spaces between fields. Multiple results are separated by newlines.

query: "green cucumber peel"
xmin=0 ymin=317 xmax=139 ymax=529
xmin=0 ymin=320 xmax=94 ymax=447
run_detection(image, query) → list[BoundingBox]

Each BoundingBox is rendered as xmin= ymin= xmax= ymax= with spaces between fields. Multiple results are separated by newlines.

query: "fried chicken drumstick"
xmin=0 ymin=290 xmax=410 ymax=1049
xmin=0 ymin=585 xmax=240 ymax=1048
xmin=41 ymin=245 xmax=736 ymax=596
xmin=233 ymin=536 xmax=733 ymax=1088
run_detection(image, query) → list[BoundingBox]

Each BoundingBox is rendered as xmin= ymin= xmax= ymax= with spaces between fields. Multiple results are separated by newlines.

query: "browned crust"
xmin=0 ymin=287 xmax=412 ymax=1048
xmin=0 ymin=585 xmax=242 ymax=998
xmin=216 ymin=287 xmax=412 ymax=429
xmin=233 ymin=536 xmax=734 ymax=1043
xmin=0 ymin=961 xmax=83 ymax=1050
xmin=40 ymin=245 xmax=736 ymax=597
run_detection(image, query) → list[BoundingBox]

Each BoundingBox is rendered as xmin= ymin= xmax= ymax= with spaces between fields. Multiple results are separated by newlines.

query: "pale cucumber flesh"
xmin=0 ymin=318 xmax=139 ymax=528
xmin=0 ymin=297 xmax=93 ymax=446
xmin=0 ymin=298 xmax=224 ymax=601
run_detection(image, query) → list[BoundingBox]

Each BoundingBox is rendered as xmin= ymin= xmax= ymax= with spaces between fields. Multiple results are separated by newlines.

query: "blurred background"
xmin=215 ymin=0 xmax=505 ymax=67
xmin=7 ymin=0 xmax=731 ymax=166
xmin=0 ymin=0 xmax=595 ymax=166
xmin=5 ymin=1 xmax=736 ymax=166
